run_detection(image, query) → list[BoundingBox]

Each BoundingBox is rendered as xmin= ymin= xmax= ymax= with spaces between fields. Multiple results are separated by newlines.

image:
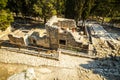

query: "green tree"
xmin=0 ymin=0 xmax=13 ymax=30
xmin=21 ymin=0 xmax=36 ymax=17
xmin=0 ymin=0 xmax=8 ymax=9
xmin=7 ymin=0 xmax=22 ymax=16
xmin=109 ymin=0 xmax=120 ymax=19
xmin=55 ymin=0 xmax=65 ymax=16
xmin=33 ymin=0 xmax=57 ymax=23
xmin=65 ymin=0 xmax=94 ymax=23
xmin=65 ymin=0 xmax=75 ymax=19
xmin=74 ymin=0 xmax=85 ymax=23
xmin=90 ymin=0 xmax=120 ymax=23
xmin=81 ymin=0 xmax=94 ymax=23
xmin=92 ymin=0 xmax=110 ymax=23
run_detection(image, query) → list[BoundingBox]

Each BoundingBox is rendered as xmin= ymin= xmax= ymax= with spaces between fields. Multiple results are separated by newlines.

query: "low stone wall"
xmin=8 ymin=34 xmax=25 ymax=46
xmin=36 ymin=36 xmax=50 ymax=48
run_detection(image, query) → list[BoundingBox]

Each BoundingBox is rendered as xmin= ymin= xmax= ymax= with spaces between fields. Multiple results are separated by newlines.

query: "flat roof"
xmin=10 ymin=29 xmax=33 ymax=37
xmin=10 ymin=28 xmax=47 ymax=38
xmin=46 ymin=16 xmax=76 ymax=27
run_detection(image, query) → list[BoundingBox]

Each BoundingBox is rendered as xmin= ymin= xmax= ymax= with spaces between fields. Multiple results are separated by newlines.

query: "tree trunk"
xmin=82 ymin=19 xmax=86 ymax=35
xmin=44 ymin=17 xmax=47 ymax=24
xmin=15 ymin=12 xmax=18 ymax=17
xmin=102 ymin=17 xmax=105 ymax=25
xmin=38 ymin=17 xmax=41 ymax=21
xmin=82 ymin=20 xmax=84 ymax=28
xmin=76 ymin=19 xmax=79 ymax=27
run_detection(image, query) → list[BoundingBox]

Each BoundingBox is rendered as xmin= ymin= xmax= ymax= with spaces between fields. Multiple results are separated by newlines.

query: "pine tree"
xmin=33 ymin=0 xmax=57 ymax=23
xmin=0 ymin=0 xmax=13 ymax=30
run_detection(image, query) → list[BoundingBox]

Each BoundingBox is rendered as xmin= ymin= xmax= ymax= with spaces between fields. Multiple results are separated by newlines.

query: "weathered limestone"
xmin=36 ymin=36 xmax=50 ymax=48
xmin=88 ymin=22 xmax=120 ymax=57
xmin=8 ymin=29 xmax=34 ymax=46
xmin=46 ymin=16 xmax=89 ymax=51
xmin=8 ymin=29 xmax=50 ymax=48
xmin=46 ymin=25 xmax=59 ymax=49
xmin=8 ymin=34 xmax=25 ymax=46
xmin=7 ymin=68 xmax=37 ymax=80
xmin=8 ymin=16 xmax=89 ymax=52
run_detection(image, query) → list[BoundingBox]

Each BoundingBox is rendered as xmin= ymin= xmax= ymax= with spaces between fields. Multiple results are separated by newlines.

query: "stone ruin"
xmin=8 ymin=16 xmax=89 ymax=52
xmin=45 ymin=16 xmax=89 ymax=52
xmin=8 ymin=28 xmax=49 ymax=48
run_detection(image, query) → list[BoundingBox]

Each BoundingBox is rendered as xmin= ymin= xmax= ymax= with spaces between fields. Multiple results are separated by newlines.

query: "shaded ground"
xmin=0 ymin=48 xmax=100 ymax=80
xmin=103 ymin=25 xmax=120 ymax=39
xmin=0 ymin=63 xmax=30 ymax=80
xmin=0 ymin=48 xmax=120 ymax=80
xmin=80 ymin=56 xmax=120 ymax=80
xmin=12 ymin=17 xmax=45 ymax=30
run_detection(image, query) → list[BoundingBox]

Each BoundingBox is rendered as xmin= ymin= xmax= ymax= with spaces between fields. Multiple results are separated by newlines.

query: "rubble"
xmin=8 ymin=16 xmax=89 ymax=53
xmin=7 ymin=68 xmax=37 ymax=80
xmin=0 ymin=17 xmax=120 ymax=80
xmin=87 ymin=21 xmax=120 ymax=57
xmin=82 ymin=57 xmax=120 ymax=80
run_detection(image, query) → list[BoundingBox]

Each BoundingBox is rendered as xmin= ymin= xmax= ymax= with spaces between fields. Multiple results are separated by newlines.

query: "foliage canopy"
xmin=0 ymin=0 xmax=120 ymax=30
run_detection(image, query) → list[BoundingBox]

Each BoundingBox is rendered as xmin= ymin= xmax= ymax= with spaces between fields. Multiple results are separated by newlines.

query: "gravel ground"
xmin=0 ymin=49 xmax=92 ymax=68
xmin=0 ymin=46 xmax=119 ymax=80
xmin=0 ymin=24 xmax=119 ymax=80
xmin=0 ymin=49 xmax=104 ymax=80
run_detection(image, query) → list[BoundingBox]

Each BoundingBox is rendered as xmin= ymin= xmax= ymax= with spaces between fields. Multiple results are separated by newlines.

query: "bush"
xmin=0 ymin=9 xmax=14 ymax=31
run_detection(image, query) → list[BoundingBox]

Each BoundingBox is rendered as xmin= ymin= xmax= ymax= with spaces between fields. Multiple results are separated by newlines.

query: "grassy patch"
xmin=104 ymin=17 xmax=111 ymax=22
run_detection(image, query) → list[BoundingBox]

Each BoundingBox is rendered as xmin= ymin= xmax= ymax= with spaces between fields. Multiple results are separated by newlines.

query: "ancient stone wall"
xmin=28 ymin=32 xmax=40 ymax=45
xmin=8 ymin=34 xmax=25 ymax=46
xmin=28 ymin=32 xmax=50 ymax=48
xmin=28 ymin=36 xmax=36 ymax=45
xmin=45 ymin=16 xmax=89 ymax=52
xmin=46 ymin=25 xmax=59 ymax=50
xmin=58 ymin=32 xmax=84 ymax=51
xmin=58 ymin=20 xmax=76 ymax=29
xmin=36 ymin=36 xmax=50 ymax=48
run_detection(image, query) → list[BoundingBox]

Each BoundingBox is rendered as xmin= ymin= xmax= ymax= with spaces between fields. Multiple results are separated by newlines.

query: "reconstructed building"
xmin=45 ymin=16 xmax=89 ymax=51
xmin=8 ymin=16 xmax=89 ymax=52
xmin=8 ymin=29 xmax=34 ymax=46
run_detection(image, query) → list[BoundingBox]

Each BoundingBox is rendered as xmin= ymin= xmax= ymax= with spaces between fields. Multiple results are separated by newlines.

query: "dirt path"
xmin=0 ymin=46 xmax=120 ymax=80
xmin=0 ymin=27 xmax=11 ymax=41
xmin=0 ymin=48 xmax=105 ymax=80
xmin=0 ymin=49 xmax=93 ymax=68
xmin=0 ymin=55 xmax=103 ymax=80
xmin=0 ymin=24 xmax=119 ymax=80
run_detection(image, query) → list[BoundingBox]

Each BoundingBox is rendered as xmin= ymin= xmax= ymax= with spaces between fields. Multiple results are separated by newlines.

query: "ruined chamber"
xmin=8 ymin=16 xmax=89 ymax=52
xmin=45 ymin=16 xmax=89 ymax=52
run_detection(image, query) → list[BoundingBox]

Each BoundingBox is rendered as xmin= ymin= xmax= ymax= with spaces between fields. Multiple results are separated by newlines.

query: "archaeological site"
xmin=8 ymin=16 xmax=89 ymax=53
xmin=0 ymin=0 xmax=120 ymax=80
xmin=0 ymin=16 xmax=120 ymax=80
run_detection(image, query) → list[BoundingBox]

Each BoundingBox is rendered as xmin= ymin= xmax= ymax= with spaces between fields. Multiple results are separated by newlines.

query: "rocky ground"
xmin=0 ymin=48 xmax=120 ymax=80
xmin=88 ymin=22 xmax=120 ymax=58
xmin=0 ymin=23 xmax=120 ymax=80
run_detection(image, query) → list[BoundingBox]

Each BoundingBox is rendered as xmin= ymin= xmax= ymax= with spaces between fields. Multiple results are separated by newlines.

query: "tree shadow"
xmin=80 ymin=56 xmax=120 ymax=80
xmin=0 ymin=40 xmax=24 ymax=49
xmin=11 ymin=17 xmax=45 ymax=31
xmin=11 ymin=22 xmax=45 ymax=30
